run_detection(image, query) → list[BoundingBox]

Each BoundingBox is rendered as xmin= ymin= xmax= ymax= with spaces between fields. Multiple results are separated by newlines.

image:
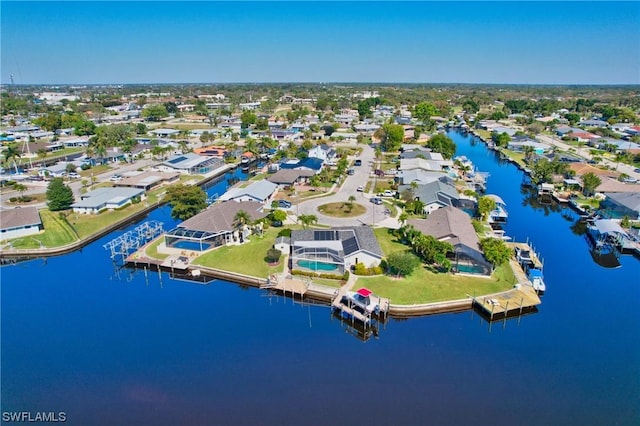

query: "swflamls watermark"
xmin=2 ymin=412 xmax=66 ymax=423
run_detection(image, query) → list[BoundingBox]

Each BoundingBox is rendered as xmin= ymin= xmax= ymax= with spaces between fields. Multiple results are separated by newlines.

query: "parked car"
xmin=68 ymin=172 xmax=80 ymax=179
xmin=356 ymin=185 xmax=364 ymax=192
xmin=634 ymin=168 xmax=640 ymax=173
xmin=354 ymin=159 xmax=362 ymax=166
xmin=110 ymin=174 xmax=122 ymax=182
xmin=382 ymin=190 xmax=396 ymax=197
xmin=347 ymin=168 xmax=355 ymax=175
xmin=271 ymin=220 xmax=283 ymax=227
xmin=278 ymin=200 xmax=292 ymax=208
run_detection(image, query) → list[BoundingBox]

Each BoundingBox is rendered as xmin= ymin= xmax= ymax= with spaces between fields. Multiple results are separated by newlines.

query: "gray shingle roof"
xmin=0 ymin=207 xmax=42 ymax=230
xmin=400 ymin=180 xmax=459 ymax=206
xmin=219 ymin=180 xmax=278 ymax=202
xmin=408 ymin=206 xmax=489 ymax=266
xmin=179 ymin=201 xmax=267 ymax=234
xmin=291 ymin=226 xmax=383 ymax=257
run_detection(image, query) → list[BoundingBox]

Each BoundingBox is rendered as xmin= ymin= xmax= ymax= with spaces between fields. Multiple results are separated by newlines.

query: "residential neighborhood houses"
xmin=1 ymin=84 xmax=639 ymax=303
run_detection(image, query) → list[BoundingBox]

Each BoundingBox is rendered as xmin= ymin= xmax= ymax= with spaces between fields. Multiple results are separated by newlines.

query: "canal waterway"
xmin=2 ymin=133 xmax=639 ymax=425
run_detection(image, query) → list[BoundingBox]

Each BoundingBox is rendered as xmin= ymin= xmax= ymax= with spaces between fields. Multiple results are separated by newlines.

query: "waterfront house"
xmin=399 ymin=157 xmax=453 ymax=173
xmin=601 ymin=192 xmax=640 ymax=220
xmin=164 ymin=200 xmax=267 ymax=250
xmin=290 ymin=227 xmax=383 ymax=274
xmin=194 ymin=146 xmax=227 ymax=158
xmin=508 ymin=138 xmax=552 ymax=154
xmin=114 ymin=171 xmax=180 ymax=191
xmin=398 ymin=180 xmax=460 ymax=215
xmin=267 ymin=169 xmax=315 ymax=188
xmin=71 ymin=187 xmax=145 ymax=214
xmin=159 ymin=153 xmax=222 ymax=175
xmin=218 ymin=180 xmax=278 ymax=204
xmin=595 ymin=178 xmax=640 ymax=194
xmin=408 ymin=206 xmax=492 ymax=276
xmin=0 ymin=207 xmax=43 ymax=241
xmin=397 ymin=169 xmax=449 ymax=186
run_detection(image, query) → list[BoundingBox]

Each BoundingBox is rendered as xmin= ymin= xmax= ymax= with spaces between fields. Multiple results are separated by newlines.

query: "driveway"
xmin=296 ymin=144 xmax=399 ymax=227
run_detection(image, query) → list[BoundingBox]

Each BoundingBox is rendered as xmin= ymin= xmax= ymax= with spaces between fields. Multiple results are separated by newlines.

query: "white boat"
xmin=528 ymin=268 xmax=546 ymax=293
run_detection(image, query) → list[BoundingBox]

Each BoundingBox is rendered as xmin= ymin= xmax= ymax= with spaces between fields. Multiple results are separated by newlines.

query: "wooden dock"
xmin=508 ymin=241 xmax=543 ymax=269
xmin=474 ymin=285 xmax=541 ymax=319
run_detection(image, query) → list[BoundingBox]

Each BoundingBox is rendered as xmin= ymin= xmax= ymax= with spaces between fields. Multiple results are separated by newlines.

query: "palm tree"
xmin=234 ymin=210 xmax=252 ymax=229
xmin=522 ymin=145 xmax=536 ymax=164
xmin=178 ymin=140 xmax=190 ymax=154
xmin=3 ymin=144 xmax=22 ymax=174
xmin=234 ymin=210 xmax=253 ymax=242
xmin=399 ymin=212 xmax=408 ymax=226
xmin=298 ymin=214 xmax=318 ymax=229
xmin=37 ymin=148 xmax=48 ymax=166
xmin=13 ymin=183 xmax=27 ymax=199
xmin=345 ymin=195 xmax=356 ymax=212
xmin=309 ymin=175 xmax=321 ymax=192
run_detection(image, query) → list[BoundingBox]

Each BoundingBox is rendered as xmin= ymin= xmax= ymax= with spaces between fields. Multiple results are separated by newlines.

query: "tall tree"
xmin=413 ymin=102 xmax=439 ymax=123
xmin=426 ymin=133 xmax=456 ymax=159
xmin=477 ymin=196 xmax=497 ymax=221
xmin=3 ymin=143 xmax=22 ymax=173
xmin=234 ymin=210 xmax=252 ymax=229
xmin=386 ymin=251 xmax=420 ymax=278
xmin=378 ymin=123 xmax=404 ymax=152
xmin=142 ymin=104 xmax=169 ymax=121
xmin=581 ymin=172 xmax=602 ymax=196
xmin=479 ymin=237 xmax=512 ymax=267
xmin=298 ymin=214 xmax=318 ymax=229
xmin=165 ymin=184 xmax=207 ymax=220
xmin=46 ymin=177 xmax=74 ymax=211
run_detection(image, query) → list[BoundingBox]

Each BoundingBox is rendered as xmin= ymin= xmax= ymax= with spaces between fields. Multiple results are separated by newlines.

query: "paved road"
xmin=536 ymin=134 xmax=640 ymax=180
xmin=0 ymin=158 xmax=158 ymax=210
xmin=296 ymin=144 xmax=400 ymax=228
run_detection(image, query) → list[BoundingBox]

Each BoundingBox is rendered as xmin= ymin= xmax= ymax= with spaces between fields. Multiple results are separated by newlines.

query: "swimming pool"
xmin=171 ymin=240 xmax=212 ymax=251
xmin=456 ymin=263 xmax=488 ymax=275
xmin=297 ymin=260 xmax=339 ymax=272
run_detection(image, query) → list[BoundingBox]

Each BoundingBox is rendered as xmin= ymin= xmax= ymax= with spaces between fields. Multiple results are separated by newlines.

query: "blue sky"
xmin=1 ymin=1 xmax=638 ymax=84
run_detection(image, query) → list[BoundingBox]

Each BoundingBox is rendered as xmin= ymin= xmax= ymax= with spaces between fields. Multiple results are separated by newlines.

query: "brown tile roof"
xmin=408 ymin=206 xmax=488 ymax=266
xmin=596 ymin=178 xmax=640 ymax=193
xmin=178 ymin=201 xmax=267 ymax=234
xmin=0 ymin=207 xmax=42 ymax=230
xmin=568 ymin=163 xmax=619 ymax=178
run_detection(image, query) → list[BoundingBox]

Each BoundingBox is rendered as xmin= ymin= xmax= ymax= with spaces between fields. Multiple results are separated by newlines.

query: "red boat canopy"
xmin=357 ymin=288 xmax=372 ymax=297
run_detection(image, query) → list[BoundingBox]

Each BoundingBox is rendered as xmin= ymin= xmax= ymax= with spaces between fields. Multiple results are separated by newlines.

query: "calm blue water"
xmin=2 ymin=134 xmax=639 ymax=425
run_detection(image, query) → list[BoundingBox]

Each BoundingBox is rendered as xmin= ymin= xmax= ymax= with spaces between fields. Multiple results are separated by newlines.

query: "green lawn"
xmin=192 ymin=227 xmax=284 ymax=278
xmin=312 ymin=277 xmax=345 ymax=288
xmin=69 ymin=190 xmax=163 ymax=239
xmin=370 ymin=227 xmax=514 ymax=304
xmin=144 ymin=237 xmax=170 ymax=260
xmin=80 ymin=164 xmax=112 ymax=177
xmin=9 ymin=209 xmax=78 ymax=249
xmin=318 ymin=202 xmax=366 ymax=217
xmin=474 ymin=129 xmax=491 ymax=140
xmin=357 ymin=263 xmax=514 ymax=304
